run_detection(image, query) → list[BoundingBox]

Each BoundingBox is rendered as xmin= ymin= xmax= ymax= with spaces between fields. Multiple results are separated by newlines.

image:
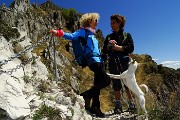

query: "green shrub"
xmin=0 ymin=109 xmax=7 ymax=118
xmin=61 ymin=8 xmax=78 ymax=22
xmin=22 ymin=75 xmax=31 ymax=83
xmin=33 ymin=104 xmax=62 ymax=120
xmin=0 ymin=20 xmax=20 ymax=41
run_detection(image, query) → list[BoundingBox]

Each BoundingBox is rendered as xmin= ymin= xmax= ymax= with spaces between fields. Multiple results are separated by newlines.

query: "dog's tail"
xmin=139 ymin=84 xmax=148 ymax=94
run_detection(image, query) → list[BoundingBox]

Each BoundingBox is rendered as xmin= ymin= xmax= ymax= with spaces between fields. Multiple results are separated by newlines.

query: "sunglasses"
xmin=95 ymin=19 xmax=98 ymax=23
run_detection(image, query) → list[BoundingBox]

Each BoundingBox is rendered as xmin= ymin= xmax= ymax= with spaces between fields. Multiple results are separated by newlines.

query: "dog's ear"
xmin=129 ymin=58 xmax=133 ymax=63
xmin=130 ymin=58 xmax=133 ymax=63
xmin=131 ymin=59 xmax=136 ymax=64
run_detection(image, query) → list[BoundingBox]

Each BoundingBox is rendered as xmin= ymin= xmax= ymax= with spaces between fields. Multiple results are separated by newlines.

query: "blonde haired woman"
xmin=50 ymin=13 xmax=111 ymax=118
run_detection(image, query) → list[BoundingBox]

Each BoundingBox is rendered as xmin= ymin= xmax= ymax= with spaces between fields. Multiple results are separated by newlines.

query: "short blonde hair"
xmin=79 ymin=13 xmax=100 ymax=27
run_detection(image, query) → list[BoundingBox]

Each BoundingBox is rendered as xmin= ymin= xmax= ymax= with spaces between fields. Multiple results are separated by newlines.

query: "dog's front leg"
xmin=107 ymin=73 xmax=122 ymax=79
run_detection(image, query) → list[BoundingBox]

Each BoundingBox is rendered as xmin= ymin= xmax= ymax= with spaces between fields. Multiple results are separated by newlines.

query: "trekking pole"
xmin=51 ymin=12 xmax=59 ymax=83
xmin=51 ymin=11 xmax=63 ymax=83
xmin=52 ymin=36 xmax=58 ymax=83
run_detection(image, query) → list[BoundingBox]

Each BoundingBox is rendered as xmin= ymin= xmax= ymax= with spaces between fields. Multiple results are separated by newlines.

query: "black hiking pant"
xmin=83 ymin=62 xmax=111 ymax=108
xmin=108 ymin=55 xmax=130 ymax=91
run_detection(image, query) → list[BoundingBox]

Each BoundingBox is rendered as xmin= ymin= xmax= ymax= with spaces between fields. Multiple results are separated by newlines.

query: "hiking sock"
xmin=114 ymin=100 xmax=122 ymax=114
xmin=115 ymin=100 xmax=121 ymax=109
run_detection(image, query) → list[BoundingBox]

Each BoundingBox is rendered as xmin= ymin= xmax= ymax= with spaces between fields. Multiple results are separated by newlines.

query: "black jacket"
xmin=103 ymin=30 xmax=134 ymax=57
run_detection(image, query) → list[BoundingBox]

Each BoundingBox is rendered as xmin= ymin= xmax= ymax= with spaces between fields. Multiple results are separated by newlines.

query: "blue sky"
xmin=1 ymin=0 xmax=180 ymax=69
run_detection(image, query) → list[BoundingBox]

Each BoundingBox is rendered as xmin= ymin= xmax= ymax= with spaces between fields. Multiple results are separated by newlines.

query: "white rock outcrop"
xmin=0 ymin=74 xmax=30 ymax=119
xmin=0 ymin=35 xmax=31 ymax=119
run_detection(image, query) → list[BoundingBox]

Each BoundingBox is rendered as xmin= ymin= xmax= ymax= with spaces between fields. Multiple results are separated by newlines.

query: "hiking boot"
xmin=114 ymin=108 xmax=123 ymax=114
xmin=90 ymin=107 xmax=105 ymax=118
xmin=127 ymin=101 xmax=136 ymax=112
xmin=80 ymin=92 xmax=91 ymax=111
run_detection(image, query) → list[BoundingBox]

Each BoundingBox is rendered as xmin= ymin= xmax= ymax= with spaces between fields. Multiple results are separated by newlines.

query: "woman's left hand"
xmin=109 ymin=40 xmax=117 ymax=46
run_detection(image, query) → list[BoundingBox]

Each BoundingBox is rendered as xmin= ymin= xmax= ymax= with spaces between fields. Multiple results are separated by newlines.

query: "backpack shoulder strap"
xmin=107 ymin=33 xmax=113 ymax=41
xmin=84 ymin=29 xmax=89 ymax=39
xmin=123 ymin=32 xmax=128 ymax=40
xmin=79 ymin=29 xmax=89 ymax=46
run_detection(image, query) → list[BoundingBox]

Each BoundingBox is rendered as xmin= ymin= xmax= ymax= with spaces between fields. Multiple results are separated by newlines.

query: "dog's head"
xmin=128 ymin=59 xmax=138 ymax=74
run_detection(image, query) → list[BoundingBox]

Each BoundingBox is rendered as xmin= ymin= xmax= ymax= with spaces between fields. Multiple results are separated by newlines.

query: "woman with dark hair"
xmin=102 ymin=14 xmax=135 ymax=114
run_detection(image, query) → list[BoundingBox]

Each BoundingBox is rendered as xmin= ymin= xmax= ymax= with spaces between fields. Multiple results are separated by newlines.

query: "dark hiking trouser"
xmin=108 ymin=55 xmax=130 ymax=91
xmin=82 ymin=62 xmax=111 ymax=108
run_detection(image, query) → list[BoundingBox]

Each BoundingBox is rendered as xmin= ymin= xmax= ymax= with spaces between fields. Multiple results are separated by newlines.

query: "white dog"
xmin=107 ymin=60 xmax=148 ymax=119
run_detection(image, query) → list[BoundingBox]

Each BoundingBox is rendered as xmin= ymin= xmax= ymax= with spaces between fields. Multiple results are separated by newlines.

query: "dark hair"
xmin=110 ymin=14 xmax=126 ymax=29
